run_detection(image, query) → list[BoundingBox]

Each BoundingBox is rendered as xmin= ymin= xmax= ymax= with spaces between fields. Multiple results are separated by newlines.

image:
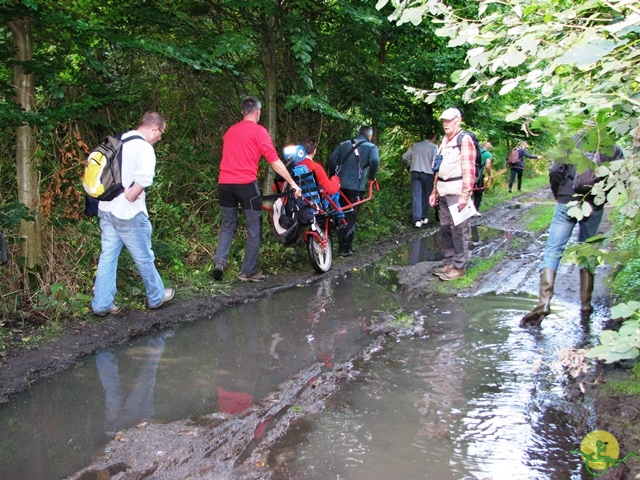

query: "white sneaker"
xmin=422 ymin=218 xmax=428 ymax=225
xmin=414 ymin=220 xmax=422 ymax=228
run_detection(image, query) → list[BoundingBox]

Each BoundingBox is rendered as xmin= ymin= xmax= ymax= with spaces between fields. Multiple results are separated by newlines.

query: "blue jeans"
xmin=92 ymin=211 xmax=165 ymax=313
xmin=411 ymin=172 xmax=434 ymax=221
xmin=96 ymin=335 xmax=165 ymax=435
xmin=538 ymin=202 xmax=604 ymax=272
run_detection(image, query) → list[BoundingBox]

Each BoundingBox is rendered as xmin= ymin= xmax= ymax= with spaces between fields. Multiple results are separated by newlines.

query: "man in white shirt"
xmin=92 ymin=112 xmax=174 ymax=316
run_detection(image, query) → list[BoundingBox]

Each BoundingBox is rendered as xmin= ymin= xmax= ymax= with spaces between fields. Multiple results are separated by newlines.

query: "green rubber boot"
xmin=520 ymin=268 xmax=556 ymax=328
xmin=580 ymin=268 xmax=595 ymax=315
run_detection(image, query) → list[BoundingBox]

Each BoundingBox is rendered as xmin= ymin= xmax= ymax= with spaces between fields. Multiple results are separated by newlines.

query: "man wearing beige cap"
xmin=430 ymin=107 xmax=476 ymax=281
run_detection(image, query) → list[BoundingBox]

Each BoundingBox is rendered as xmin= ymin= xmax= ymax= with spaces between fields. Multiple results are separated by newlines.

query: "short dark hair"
xmin=241 ymin=96 xmax=261 ymax=116
xmin=301 ymin=137 xmax=317 ymax=155
xmin=425 ymin=131 xmax=436 ymax=140
xmin=359 ymin=126 xmax=373 ymax=137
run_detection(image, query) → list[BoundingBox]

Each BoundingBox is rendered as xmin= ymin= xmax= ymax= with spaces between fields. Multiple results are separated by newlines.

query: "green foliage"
xmin=382 ymin=0 xmax=640 ymax=136
xmin=612 ymin=258 xmax=640 ymax=301
xmin=0 ymin=201 xmax=35 ymax=229
xmin=35 ymin=283 xmax=92 ymax=320
xmin=586 ymin=319 xmax=640 ymax=363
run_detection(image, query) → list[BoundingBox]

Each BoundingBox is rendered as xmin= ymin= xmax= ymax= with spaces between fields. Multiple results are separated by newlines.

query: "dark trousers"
xmin=338 ymin=188 xmax=362 ymax=253
xmin=509 ymin=168 xmax=523 ymax=191
xmin=472 ymin=171 xmax=485 ymax=211
xmin=411 ymin=172 xmax=434 ymax=221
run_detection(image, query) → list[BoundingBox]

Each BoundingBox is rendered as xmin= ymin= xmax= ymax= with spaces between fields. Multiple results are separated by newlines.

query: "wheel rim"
xmin=308 ymin=233 xmax=332 ymax=272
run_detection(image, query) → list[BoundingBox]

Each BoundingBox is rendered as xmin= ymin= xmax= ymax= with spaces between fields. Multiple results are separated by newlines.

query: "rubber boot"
xmin=580 ymin=268 xmax=595 ymax=315
xmin=520 ymin=268 xmax=556 ymax=327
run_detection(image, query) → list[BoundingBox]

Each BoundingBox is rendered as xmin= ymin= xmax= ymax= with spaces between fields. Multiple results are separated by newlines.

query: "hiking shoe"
xmin=339 ymin=249 xmax=354 ymax=257
xmin=93 ymin=305 xmax=123 ymax=317
xmin=150 ymin=288 xmax=175 ymax=309
xmin=437 ymin=268 xmax=465 ymax=281
xmin=432 ymin=264 xmax=454 ymax=276
xmin=238 ymin=272 xmax=267 ymax=282
xmin=414 ymin=220 xmax=422 ymax=228
xmin=211 ymin=264 xmax=224 ymax=281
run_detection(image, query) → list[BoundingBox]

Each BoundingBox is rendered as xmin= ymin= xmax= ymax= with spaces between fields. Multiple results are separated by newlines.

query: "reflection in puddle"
xmin=0 ymin=274 xmax=392 ymax=479
xmin=97 ymin=333 xmax=170 ymax=438
xmin=0 ymin=240 xmax=598 ymax=480
xmin=276 ymin=296 xmax=591 ymax=480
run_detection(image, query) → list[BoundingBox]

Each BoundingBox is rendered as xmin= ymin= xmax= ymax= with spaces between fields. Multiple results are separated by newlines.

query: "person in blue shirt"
xmin=508 ymin=142 xmax=538 ymax=193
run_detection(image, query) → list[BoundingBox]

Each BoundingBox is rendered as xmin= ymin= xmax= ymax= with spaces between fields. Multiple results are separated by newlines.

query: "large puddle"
xmin=0 ymin=233 xmax=600 ymax=479
xmin=270 ymin=295 xmax=594 ymax=479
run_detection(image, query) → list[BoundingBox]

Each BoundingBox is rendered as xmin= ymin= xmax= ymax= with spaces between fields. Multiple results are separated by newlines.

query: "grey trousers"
xmin=215 ymin=206 xmax=262 ymax=276
xmin=214 ymin=182 xmax=264 ymax=276
xmin=438 ymin=194 xmax=471 ymax=270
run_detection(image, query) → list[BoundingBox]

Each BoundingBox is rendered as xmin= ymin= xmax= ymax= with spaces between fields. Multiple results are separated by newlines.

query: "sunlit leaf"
xmin=400 ymin=6 xmax=427 ymax=26
xmin=555 ymin=38 xmax=617 ymax=67
xmin=567 ymin=205 xmax=584 ymax=221
xmin=375 ymin=0 xmax=389 ymax=10
xmin=499 ymin=79 xmax=519 ymax=95
xmin=503 ymin=50 xmax=527 ymax=67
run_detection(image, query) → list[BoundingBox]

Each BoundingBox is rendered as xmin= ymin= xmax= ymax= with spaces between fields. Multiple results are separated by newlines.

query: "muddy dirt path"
xmin=3 ymin=188 xmax=638 ymax=479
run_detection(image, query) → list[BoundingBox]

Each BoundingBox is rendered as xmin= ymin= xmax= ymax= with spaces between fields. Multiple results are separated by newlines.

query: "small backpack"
xmin=82 ymin=134 xmax=144 ymax=201
xmin=507 ymin=147 xmax=520 ymax=166
xmin=456 ymin=131 xmax=483 ymax=181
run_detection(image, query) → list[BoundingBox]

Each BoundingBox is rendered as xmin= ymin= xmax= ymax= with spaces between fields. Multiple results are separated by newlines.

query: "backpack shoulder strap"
xmin=120 ymin=134 xmax=145 ymax=143
xmin=335 ymin=138 xmax=366 ymax=173
xmin=455 ymin=131 xmax=468 ymax=149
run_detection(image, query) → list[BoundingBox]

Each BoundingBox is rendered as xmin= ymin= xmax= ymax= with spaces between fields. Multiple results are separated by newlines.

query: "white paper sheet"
xmin=448 ymin=202 xmax=478 ymax=226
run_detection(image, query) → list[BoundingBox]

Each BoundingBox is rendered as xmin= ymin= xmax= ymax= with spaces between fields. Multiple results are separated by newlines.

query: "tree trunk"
xmin=261 ymin=12 xmax=279 ymax=195
xmin=8 ymin=17 xmax=43 ymax=271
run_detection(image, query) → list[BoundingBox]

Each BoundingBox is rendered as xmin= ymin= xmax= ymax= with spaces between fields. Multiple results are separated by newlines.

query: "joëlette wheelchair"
xmin=265 ymin=145 xmax=378 ymax=274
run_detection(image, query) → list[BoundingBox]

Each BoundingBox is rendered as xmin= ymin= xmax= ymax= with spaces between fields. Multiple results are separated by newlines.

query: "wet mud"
xmin=2 ymin=187 xmax=638 ymax=479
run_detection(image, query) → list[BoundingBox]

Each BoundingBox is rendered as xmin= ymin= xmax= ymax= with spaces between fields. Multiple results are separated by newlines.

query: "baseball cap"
xmin=439 ymin=108 xmax=462 ymax=120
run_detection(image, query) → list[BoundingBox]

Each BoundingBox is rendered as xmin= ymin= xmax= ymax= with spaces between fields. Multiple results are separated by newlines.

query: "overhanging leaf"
xmin=555 ymin=38 xmax=616 ymax=67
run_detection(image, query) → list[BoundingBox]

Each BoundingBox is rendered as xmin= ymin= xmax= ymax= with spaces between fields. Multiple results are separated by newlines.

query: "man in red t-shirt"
xmin=213 ymin=96 xmax=301 ymax=282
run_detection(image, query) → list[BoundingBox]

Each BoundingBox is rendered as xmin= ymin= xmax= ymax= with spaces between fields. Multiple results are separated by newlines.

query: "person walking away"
xmin=508 ymin=142 xmax=538 ymax=193
xmin=473 ymin=141 xmax=493 ymax=212
xmin=212 ymin=96 xmax=302 ymax=282
xmin=402 ymin=132 xmax=438 ymax=228
xmin=92 ymin=112 xmax=174 ymax=316
xmin=328 ymin=126 xmax=380 ymax=257
xmin=520 ymin=136 xmax=624 ymax=327
xmin=429 ymin=107 xmax=476 ymax=281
